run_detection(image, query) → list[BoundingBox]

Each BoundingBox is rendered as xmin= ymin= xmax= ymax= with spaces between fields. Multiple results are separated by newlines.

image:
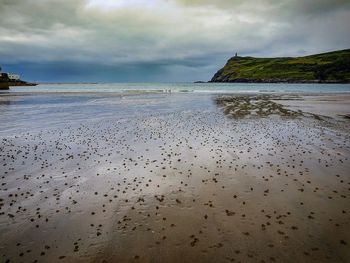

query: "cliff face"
xmin=0 ymin=73 xmax=37 ymax=89
xmin=210 ymin=49 xmax=350 ymax=83
xmin=0 ymin=73 xmax=10 ymax=90
xmin=0 ymin=83 xmax=9 ymax=90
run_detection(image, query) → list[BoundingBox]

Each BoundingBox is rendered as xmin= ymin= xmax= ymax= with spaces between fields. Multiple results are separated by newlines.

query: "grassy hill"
xmin=210 ymin=49 xmax=350 ymax=83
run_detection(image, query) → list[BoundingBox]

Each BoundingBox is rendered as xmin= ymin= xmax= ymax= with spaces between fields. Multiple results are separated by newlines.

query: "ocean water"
xmin=7 ymin=82 xmax=350 ymax=94
xmin=1 ymin=83 xmax=350 ymax=135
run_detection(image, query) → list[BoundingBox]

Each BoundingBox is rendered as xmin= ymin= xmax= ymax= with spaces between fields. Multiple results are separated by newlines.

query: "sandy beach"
xmin=0 ymin=91 xmax=349 ymax=263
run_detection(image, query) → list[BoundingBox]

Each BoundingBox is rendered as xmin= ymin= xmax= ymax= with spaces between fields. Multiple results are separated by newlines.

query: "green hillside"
xmin=210 ymin=49 xmax=350 ymax=83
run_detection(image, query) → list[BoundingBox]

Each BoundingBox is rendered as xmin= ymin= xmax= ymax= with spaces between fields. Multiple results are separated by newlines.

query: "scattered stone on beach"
xmin=0 ymin=93 xmax=349 ymax=262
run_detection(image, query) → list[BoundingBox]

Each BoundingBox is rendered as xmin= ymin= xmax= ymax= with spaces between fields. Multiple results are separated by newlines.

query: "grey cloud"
xmin=0 ymin=0 xmax=349 ymax=81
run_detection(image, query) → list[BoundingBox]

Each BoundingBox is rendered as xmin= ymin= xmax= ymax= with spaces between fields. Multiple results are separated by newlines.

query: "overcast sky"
xmin=1 ymin=0 xmax=350 ymax=82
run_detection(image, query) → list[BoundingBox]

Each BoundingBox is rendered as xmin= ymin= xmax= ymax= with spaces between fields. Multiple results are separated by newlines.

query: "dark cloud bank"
xmin=0 ymin=0 xmax=349 ymax=82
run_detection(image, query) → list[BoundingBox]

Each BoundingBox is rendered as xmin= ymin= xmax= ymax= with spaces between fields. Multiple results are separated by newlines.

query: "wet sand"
xmin=0 ymin=93 xmax=349 ymax=263
xmin=274 ymin=94 xmax=350 ymax=120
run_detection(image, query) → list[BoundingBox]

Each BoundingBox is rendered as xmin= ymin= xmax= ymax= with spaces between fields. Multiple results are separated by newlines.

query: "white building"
xmin=7 ymin=73 xmax=20 ymax=80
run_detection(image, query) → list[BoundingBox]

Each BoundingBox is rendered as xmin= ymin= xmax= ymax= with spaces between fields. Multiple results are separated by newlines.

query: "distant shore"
xmin=0 ymin=80 xmax=37 ymax=90
xmin=208 ymin=78 xmax=350 ymax=84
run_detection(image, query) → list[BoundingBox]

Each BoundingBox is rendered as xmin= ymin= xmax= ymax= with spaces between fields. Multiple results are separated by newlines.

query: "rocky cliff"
xmin=0 ymin=73 xmax=37 ymax=90
xmin=210 ymin=49 xmax=350 ymax=83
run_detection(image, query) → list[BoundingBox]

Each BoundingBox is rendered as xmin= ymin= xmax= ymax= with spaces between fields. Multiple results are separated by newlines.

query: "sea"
xmin=7 ymin=82 xmax=350 ymax=94
xmin=1 ymin=83 xmax=350 ymax=135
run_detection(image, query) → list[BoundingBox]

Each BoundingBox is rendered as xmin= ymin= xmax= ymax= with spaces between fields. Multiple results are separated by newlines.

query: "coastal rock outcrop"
xmin=210 ymin=49 xmax=350 ymax=83
xmin=0 ymin=73 xmax=37 ymax=90
xmin=0 ymin=73 xmax=10 ymax=90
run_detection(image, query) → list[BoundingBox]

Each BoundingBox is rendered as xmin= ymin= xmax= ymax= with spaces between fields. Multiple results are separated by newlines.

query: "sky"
xmin=0 ymin=0 xmax=350 ymax=82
